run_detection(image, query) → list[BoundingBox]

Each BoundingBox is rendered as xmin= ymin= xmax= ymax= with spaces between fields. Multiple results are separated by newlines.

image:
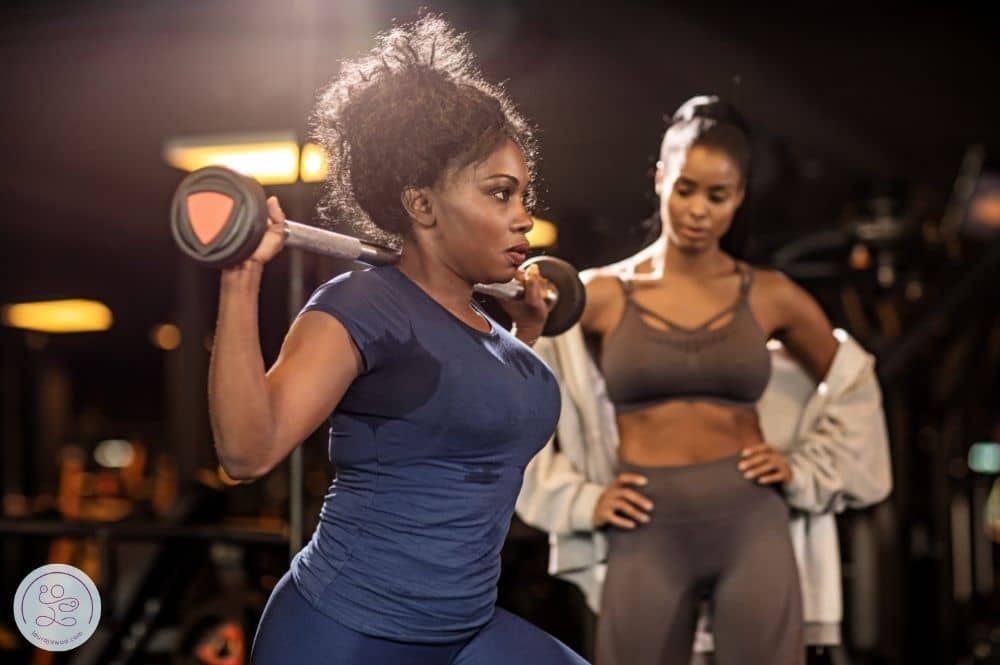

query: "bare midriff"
xmin=616 ymin=399 xmax=765 ymax=467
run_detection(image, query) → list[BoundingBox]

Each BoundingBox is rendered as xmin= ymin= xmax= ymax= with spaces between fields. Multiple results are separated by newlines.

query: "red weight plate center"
xmin=186 ymin=191 xmax=235 ymax=245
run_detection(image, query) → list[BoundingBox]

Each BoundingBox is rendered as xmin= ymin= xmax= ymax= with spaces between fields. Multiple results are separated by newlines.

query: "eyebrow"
xmin=483 ymin=174 xmax=520 ymax=187
xmin=676 ymin=176 xmax=737 ymax=190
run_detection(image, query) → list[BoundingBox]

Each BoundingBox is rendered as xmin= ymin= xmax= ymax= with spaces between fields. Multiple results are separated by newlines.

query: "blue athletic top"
xmin=290 ymin=265 xmax=561 ymax=643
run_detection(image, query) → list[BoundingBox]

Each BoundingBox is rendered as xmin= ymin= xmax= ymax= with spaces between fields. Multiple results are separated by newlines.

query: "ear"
xmin=654 ymin=161 xmax=665 ymax=195
xmin=401 ymin=186 xmax=436 ymax=228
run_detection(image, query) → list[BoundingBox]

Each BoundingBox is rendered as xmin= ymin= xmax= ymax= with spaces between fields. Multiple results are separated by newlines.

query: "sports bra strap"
xmin=617 ymin=262 xmax=755 ymax=333
xmin=736 ymin=261 xmax=753 ymax=297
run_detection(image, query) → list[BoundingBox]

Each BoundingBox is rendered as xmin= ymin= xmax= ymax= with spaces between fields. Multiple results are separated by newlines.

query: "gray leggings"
xmin=596 ymin=455 xmax=804 ymax=665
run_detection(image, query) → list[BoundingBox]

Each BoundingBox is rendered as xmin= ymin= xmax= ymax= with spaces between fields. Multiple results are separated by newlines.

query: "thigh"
xmin=596 ymin=527 xmax=701 ymax=665
xmin=451 ymin=608 xmax=587 ymax=665
xmin=250 ymin=572 xmax=463 ymax=665
xmin=711 ymin=500 xmax=804 ymax=665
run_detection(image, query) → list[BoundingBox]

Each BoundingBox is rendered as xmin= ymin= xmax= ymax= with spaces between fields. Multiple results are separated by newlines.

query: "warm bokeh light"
xmin=300 ymin=142 xmax=329 ymax=183
xmin=163 ymin=133 xmax=300 ymax=185
xmin=3 ymin=299 xmax=113 ymax=333
xmin=528 ymin=217 xmax=558 ymax=248
xmin=151 ymin=323 xmax=182 ymax=350
xmin=969 ymin=193 xmax=1000 ymax=229
xmin=849 ymin=243 xmax=872 ymax=270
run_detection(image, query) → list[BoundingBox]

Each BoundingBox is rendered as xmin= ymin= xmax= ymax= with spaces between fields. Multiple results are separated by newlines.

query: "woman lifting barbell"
xmin=200 ymin=13 xmax=587 ymax=665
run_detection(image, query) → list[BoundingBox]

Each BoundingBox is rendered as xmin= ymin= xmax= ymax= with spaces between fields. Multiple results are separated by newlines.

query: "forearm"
xmin=208 ymin=263 xmax=278 ymax=479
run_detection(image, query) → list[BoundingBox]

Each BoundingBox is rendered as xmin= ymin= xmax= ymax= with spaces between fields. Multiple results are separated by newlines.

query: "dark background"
xmin=2 ymin=1 xmax=999 ymax=663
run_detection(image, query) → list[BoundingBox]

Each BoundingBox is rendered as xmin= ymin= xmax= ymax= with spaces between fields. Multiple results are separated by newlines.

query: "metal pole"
xmin=287 ymin=0 xmax=319 ymax=563
xmin=288 ymin=248 xmax=305 ymax=560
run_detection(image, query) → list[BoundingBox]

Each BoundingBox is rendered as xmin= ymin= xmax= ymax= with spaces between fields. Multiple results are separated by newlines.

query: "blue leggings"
xmin=250 ymin=572 xmax=587 ymax=665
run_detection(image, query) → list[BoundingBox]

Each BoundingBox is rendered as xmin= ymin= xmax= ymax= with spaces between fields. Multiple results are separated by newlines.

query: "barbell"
xmin=169 ymin=166 xmax=585 ymax=336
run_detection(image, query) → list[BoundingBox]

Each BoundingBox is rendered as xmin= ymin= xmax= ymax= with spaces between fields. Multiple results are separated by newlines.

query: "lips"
xmin=505 ymin=243 xmax=530 ymax=266
xmin=678 ymin=226 xmax=709 ymax=241
xmin=505 ymin=250 xmax=527 ymax=266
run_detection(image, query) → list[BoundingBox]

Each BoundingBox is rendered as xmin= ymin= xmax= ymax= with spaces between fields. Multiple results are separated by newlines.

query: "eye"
xmin=709 ymin=187 xmax=735 ymax=203
xmin=492 ymin=188 xmax=512 ymax=203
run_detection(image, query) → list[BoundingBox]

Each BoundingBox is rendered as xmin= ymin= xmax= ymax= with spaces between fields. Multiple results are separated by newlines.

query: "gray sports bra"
xmin=600 ymin=262 xmax=772 ymax=412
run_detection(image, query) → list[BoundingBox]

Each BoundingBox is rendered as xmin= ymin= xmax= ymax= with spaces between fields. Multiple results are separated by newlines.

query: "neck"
xmin=395 ymin=243 xmax=476 ymax=313
xmin=662 ymin=240 xmax=731 ymax=278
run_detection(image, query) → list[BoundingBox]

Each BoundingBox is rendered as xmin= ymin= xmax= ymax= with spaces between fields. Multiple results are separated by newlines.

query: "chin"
xmin=468 ymin=261 xmax=515 ymax=286
xmin=490 ymin=265 xmax=518 ymax=284
xmin=672 ymin=236 xmax=705 ymax=254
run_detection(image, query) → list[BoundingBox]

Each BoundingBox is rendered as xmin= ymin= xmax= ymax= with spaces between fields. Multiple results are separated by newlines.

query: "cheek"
xmin=665 ymin=193 xmax=683 ymax=221
xmin=446 ymin=206 xmax=502 ymax=251
xmin=711 ymin=203 xmax=738 ymax=231
xmin=465 ymin=208 xmax=504 ymax=238
xmin=443 ymin=198 xmax=483 ymax=233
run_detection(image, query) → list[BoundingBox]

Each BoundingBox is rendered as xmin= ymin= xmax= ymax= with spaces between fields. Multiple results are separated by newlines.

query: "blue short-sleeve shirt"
xmin=290 ymin=265 xmax=560 ymax=643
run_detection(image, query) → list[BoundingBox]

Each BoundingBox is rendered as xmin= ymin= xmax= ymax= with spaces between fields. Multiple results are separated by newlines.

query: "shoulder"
xmin=748 ymin=266 xmax=808 ymax=307
xmin=301 ymin=267 xmax=410 ymax=372
xmin=303 ymin=266 xmax=409 ymax=332
xmin=310 ymin=266 xmax=392 ymax=298
xmin=584 ymin=274 xmax=623 ymax=302
xmin=746 ymin=264 xmax=784 ymax=288
xmin=580 ymin=274 xmax=624 ymax=331
xmin=305 ymin=266 xmax=402 ymax=313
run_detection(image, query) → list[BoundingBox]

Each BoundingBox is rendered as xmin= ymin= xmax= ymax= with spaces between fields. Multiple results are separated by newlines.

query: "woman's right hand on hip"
xmin=593 ymin=473 xmax=654 ymax=529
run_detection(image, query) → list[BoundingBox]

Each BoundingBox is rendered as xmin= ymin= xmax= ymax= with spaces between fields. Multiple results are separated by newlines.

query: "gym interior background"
xmin=2 ymin=1 xmax=999 ymax=663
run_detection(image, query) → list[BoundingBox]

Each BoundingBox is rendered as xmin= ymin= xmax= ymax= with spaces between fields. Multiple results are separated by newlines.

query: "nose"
xmin=513 ymin=210 xmax=534 ymax=234
xmin=688 ymin=193 xmax=708 ymax=218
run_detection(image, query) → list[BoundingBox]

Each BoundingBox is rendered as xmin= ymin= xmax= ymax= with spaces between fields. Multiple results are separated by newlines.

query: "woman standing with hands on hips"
xmin=208 ymin=14 xmax=588 ymax=665
xmin=517 ymin=95 xmax=891 ymax=665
